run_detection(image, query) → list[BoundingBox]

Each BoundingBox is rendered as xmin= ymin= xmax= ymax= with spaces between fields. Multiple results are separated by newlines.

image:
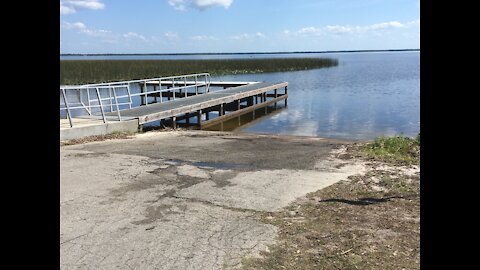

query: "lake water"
xmin=61 ymin=51 xmax=420 ymax=140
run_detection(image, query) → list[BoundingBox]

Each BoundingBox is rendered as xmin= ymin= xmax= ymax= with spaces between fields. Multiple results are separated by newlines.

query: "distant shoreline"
xmin=60 ymin=49 xmax=419 ymax=57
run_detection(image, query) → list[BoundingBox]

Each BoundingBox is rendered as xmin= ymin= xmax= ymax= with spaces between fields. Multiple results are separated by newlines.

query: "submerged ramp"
xmin=105 ymin=81 xmax=288 ymax=125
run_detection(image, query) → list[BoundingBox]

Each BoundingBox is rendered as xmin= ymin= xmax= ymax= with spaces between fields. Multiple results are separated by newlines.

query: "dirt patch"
xmin=60 ymin=132 xmax=136 ymax=146
xmin=240 ymin=147 xmax=420 ymax=270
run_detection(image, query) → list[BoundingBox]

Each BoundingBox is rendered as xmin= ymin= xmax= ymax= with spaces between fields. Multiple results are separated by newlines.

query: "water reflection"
xmin=214 ymin=51 xmax=419 ymax=140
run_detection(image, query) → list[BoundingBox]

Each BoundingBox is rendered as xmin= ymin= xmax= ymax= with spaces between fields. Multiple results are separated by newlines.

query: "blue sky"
xmin=60 ymin=0 xmax=420 ymax=54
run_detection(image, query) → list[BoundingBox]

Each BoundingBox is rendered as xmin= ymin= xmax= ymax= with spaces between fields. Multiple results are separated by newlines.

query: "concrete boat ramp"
xmin=60 ymin=130 xmax=366 ymax=269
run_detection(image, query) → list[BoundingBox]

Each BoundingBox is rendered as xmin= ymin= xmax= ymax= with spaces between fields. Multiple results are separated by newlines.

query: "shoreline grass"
xmin=60 ymin=58 xmax=338 ymax=85
xmin=358 ymin=134 xmax=420 ymax=165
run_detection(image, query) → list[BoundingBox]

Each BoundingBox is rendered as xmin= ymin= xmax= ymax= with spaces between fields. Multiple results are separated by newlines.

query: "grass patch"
xmin=60 ymin=58 xmax=338 ymax=85
xmin=359 ymin=134 xmax=420 ymax=166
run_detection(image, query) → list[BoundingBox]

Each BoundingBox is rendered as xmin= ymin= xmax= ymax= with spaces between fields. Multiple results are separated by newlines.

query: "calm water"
xmin=210 ymin=51 xmax=420 ymax=140
xmin=62 ymin=51 xmax=420 ymax=140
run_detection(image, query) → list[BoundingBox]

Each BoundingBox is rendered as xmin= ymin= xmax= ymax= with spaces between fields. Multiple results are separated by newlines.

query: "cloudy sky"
xmin=60 ymin=0 xmax=420 ymax=54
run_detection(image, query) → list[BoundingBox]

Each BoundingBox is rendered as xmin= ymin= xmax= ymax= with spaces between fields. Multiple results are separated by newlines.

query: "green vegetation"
xmin=359 ymin=134 xmax=420 ymax=165
xmin=60 ymin=58 xmax=338 ymax=85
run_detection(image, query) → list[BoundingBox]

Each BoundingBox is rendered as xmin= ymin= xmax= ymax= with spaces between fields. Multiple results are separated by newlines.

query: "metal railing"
xmin=60 ymin=73 xmax=211 ymax=128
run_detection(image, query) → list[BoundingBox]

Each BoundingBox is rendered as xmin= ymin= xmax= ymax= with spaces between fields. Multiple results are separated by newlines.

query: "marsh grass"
xmin=359 ymin=134 xmax=420 ymax=165
xmin=60 ymin=58 xmax=338 ymax=85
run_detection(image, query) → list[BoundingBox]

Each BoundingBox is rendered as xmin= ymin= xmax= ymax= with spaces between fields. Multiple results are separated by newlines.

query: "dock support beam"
xmin=197 ymin=110 xmax=202 ymax=128
xmin=263 ymin=92 xmax=267 ymax=114
xmin=247 ymin=96 xmax=253 ymax=106
xmin=172 ymin=116 xmax=177 ymax=129
xmin=274 ymin=89 xmax=278 ymax=109
xmin=220 ymin=104 xmax=224 ymax=116
xmin=237 ymin=100 xmax=241 ymax=126
xmin=285 ymin=86 xmax=288 ymax=107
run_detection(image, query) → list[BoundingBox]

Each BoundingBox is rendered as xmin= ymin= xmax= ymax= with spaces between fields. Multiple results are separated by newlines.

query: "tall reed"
xmin=60 ymin=58 xmax=338 ymax=85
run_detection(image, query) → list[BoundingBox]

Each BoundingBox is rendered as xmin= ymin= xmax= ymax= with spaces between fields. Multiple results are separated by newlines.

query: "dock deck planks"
xmin=105 ymin=82 xmax=288 ymax=124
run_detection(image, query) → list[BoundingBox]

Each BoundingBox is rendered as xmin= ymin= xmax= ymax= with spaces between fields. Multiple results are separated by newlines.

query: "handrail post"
xmin=184 ymin=76 xmax=187 ymax=98
xmin=96 ymin=87 xmax=107 ymax=123
xmin=159 ymin=78 xmax=163 ymax=103
xmin=144 ymin=81 xmax=148 ymax=106
xmin=112 ymin=86 xmax=122 ymax=121
xmin=126 ymin=84 xmax=132 ymax=109
xmin=172 ymin=78 xmax=176 ymax=100
xmin=208 ymin=73 xmax=211 ymax=93
xmin=86 ymin=87 xmax=91 ymax=114
xmin=109 ymin=87 xmax=113 ymax=112
xmin=195 ymin=75 xmax=198 ymax=95
xmin=61 ymin=88 xmax=73 ymax=128
xmin=205 ymin=75 xmax=208 ymax=93
xmin=79 ymin=89 xmax=91 ymax=115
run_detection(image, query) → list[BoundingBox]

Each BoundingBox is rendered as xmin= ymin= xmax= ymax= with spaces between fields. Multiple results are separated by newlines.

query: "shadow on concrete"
xmin=319 ymin=196 xmax=408 ymax=206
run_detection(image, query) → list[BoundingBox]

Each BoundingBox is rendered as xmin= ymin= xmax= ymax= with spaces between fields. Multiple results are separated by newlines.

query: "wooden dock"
xmin=60 ymin=74 xmax=288 ymax=139
xmin=104 ymin=81 xmax=288 ymax=129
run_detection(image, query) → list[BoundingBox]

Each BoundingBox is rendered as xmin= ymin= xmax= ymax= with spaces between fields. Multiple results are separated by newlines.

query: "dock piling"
xmin=197 ymin=110 xmax=202 ymax=127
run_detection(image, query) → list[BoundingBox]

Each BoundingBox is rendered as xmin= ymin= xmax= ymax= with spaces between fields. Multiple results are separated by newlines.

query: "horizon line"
xmin=60 ymin=48 xmax=420 ymax=56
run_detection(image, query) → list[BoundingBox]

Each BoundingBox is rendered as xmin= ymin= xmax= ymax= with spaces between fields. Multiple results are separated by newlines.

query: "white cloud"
xmin=230 ymin=32 xmax=265 ymax=40
xmin=255 ymin=32 xmax=266 ymax=38
xmin=164 ymin=32 xmax=179 ymax=40
xmin=81 ymin=29 xmax=112 ymax=37
xmin=60 ymin=5 xmax=75 ymax=15
xmin=62 ymin=21 xmax=86 ymax=30
xmin=60 ymin=0 xmax=105 ymax=15
xmin=62 ymin=20 xmax=152 ymax=45
xmin=405 ymin=19 xmax=420 ymax=27
xmin=295 ymin=19 xmax=420 ymax=36
xmin=168 ymin=0 xmax=233 ymax=11
xmin=325 ymin=25 xmax=354 ymax=34
xmin=193 ymin=0 xmax=232 ymax=9
xmin=62 ymin=21 xmax=112 ymax=39
xmin=230 ymin=33 xmax=249 ymax=40
xmin=297 ymin=27 xmax=321 ymax=35
xmin=168 ymin=0 xmax=188 ymax=11
xmin=366 ymin=21 xmax=404 ymax=30
xmin=123 ymin=32 xmax=147 ymax=41
xmin=191 ymin=35 xmax=218 ymax=41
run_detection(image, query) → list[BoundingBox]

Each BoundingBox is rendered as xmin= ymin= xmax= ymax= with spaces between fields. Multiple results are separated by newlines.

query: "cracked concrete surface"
xmin=60 ymin=130 xmax=365 ymax=269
